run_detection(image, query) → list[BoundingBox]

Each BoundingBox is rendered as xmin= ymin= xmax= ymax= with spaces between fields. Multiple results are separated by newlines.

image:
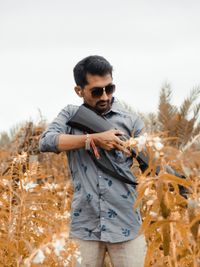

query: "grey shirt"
xmin=39 ymin=97 xmax=145 ymax=243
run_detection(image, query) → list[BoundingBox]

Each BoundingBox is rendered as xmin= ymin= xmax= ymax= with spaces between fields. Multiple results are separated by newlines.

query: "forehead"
xmin=86 ymin=73 xmax=113 ymax=87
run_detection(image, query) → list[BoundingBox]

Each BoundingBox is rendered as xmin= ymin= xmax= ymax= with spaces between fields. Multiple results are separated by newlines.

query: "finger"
xmin=118 ymin=142 xmax=131 ymax=155
xmin=114 ymin=136 xmax=126 ymax=146
xmin=103 ymin=142 xmax=114 ymax=150
xmin=124 ymin=149 xmax=131 ymax=156
xmin=114 ymin=143 xmax=131 ymax=155
xmin=112 ymin=129 xmax=125 ymax=136
xmin=106 ymin=145 xmax=114 ymax=151
xmin=119 ymin=135 xmax=128 ymax=141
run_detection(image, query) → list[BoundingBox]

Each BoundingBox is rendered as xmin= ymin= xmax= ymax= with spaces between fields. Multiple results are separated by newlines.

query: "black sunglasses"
xmin=91 ymin=84 xmax=116 ymax=98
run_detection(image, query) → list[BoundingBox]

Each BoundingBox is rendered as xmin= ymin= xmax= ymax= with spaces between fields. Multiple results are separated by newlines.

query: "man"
xmin=39 ymin=55 xmax=147 ymax=267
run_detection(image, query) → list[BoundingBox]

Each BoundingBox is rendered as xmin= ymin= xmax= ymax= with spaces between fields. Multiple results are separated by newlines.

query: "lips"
xmin=95 ymin=101 xmax=110 ymax=113
xmin=99 ymin=102 xmax=107 ymax=106
xmin=97 ymin=101 xmax=109 ymax=107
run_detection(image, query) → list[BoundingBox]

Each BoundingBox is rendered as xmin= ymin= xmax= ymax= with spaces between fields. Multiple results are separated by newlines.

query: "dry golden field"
xmin=0 ymin=86 xmax=199 ymax=266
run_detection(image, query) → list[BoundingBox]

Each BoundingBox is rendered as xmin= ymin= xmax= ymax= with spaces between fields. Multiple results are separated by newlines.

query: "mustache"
xmin=96 ymin=100 xmax=110 ymax=105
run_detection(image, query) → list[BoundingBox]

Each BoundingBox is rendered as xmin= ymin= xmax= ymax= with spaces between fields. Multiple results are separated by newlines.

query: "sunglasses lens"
xmin=91 ymin=87 xmax=103 ymax=97
xmin=106 ymin=84 xmax=115 ymax=94
xmin=91 ymin=84 xmax=115 ymax=98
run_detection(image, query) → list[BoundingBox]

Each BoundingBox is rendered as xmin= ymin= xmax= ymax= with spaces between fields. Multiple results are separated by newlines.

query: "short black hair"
xmin=73 ymin=55 xmax=113 ymax=88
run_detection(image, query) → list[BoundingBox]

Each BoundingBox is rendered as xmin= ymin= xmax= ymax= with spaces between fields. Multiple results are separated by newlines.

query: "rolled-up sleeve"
xmin=39 ymin=105 xmax=77 ymax=153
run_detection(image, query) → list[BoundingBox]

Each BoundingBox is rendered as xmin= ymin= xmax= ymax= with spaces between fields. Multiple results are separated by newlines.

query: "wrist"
xmin=85 ymin=133 xmax=91 ymax=150
xmin=90 ymin=133 xmax=99 ymax=146
xmin=86 ymin=133 xmax=100 ymax=159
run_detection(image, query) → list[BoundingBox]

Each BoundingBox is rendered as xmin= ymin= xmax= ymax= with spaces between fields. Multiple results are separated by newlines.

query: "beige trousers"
xmin=72 ymin=235 xmax=147 ymax=267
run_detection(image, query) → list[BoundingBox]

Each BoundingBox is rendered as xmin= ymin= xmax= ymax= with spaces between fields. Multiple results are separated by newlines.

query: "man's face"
xmin=77 ymin=73 xmax=115 ymax=114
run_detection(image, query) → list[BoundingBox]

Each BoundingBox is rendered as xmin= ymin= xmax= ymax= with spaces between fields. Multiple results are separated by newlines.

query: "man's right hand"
xmin=92 ymin=129 xmax=131 ymax=155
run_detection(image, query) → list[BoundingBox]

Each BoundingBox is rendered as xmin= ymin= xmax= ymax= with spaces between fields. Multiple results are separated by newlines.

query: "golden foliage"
xmin=0 ymin=84 xmax=199 ymax=266
xmin=0 ymin=123 xmax=79 ymax=267
xmin=158 ymin=84 xmax=200 ymax=148
xmin=142 ymin=83 xmax=200 ymax=149
xmin=127 ymin=134 xmax=200 ymax=267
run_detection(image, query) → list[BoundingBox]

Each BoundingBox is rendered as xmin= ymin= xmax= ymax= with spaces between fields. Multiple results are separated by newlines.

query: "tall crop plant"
xmin=126 ymin=133 xmax=200 ymax=267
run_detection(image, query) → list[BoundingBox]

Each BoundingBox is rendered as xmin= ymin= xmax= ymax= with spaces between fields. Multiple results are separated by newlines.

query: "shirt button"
xmin=99 ymin=175 xmax=102 ymax=178
xmin=99 ymin=194 xmax=104 ymax=200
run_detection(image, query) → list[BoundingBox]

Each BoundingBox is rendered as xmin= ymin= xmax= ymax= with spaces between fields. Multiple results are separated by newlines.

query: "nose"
xmin=100 ymin=88 xmax=109 ymax=101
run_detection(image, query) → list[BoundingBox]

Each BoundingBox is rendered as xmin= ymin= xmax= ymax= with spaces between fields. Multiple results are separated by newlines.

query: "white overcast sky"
xmin=0 ymin=0 xmax=200 ymax=133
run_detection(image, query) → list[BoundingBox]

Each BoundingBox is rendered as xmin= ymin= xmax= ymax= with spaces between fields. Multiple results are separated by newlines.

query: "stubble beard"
xmin=95 ymin=100 xmax=111 ymax=114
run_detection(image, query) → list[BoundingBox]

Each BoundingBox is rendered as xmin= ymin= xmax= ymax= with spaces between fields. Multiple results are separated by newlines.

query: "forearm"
xmin=57 ymin=133 xmax=100 ymax=151
xmin=41 ymin=129 xmax=127 ymax=153
xmin=57 ymin=134 xmax=87 ymax=151
xmin=58 ymin=130 xmax=130 ymax=154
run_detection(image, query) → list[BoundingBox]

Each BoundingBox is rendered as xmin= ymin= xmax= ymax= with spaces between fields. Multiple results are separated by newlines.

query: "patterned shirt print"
xmin=39 ymin=97 xmax=145 ymax=243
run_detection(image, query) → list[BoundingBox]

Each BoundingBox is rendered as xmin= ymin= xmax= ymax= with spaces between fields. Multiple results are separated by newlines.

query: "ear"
xmin=74 ymin=86 xmax=83 ymax=97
